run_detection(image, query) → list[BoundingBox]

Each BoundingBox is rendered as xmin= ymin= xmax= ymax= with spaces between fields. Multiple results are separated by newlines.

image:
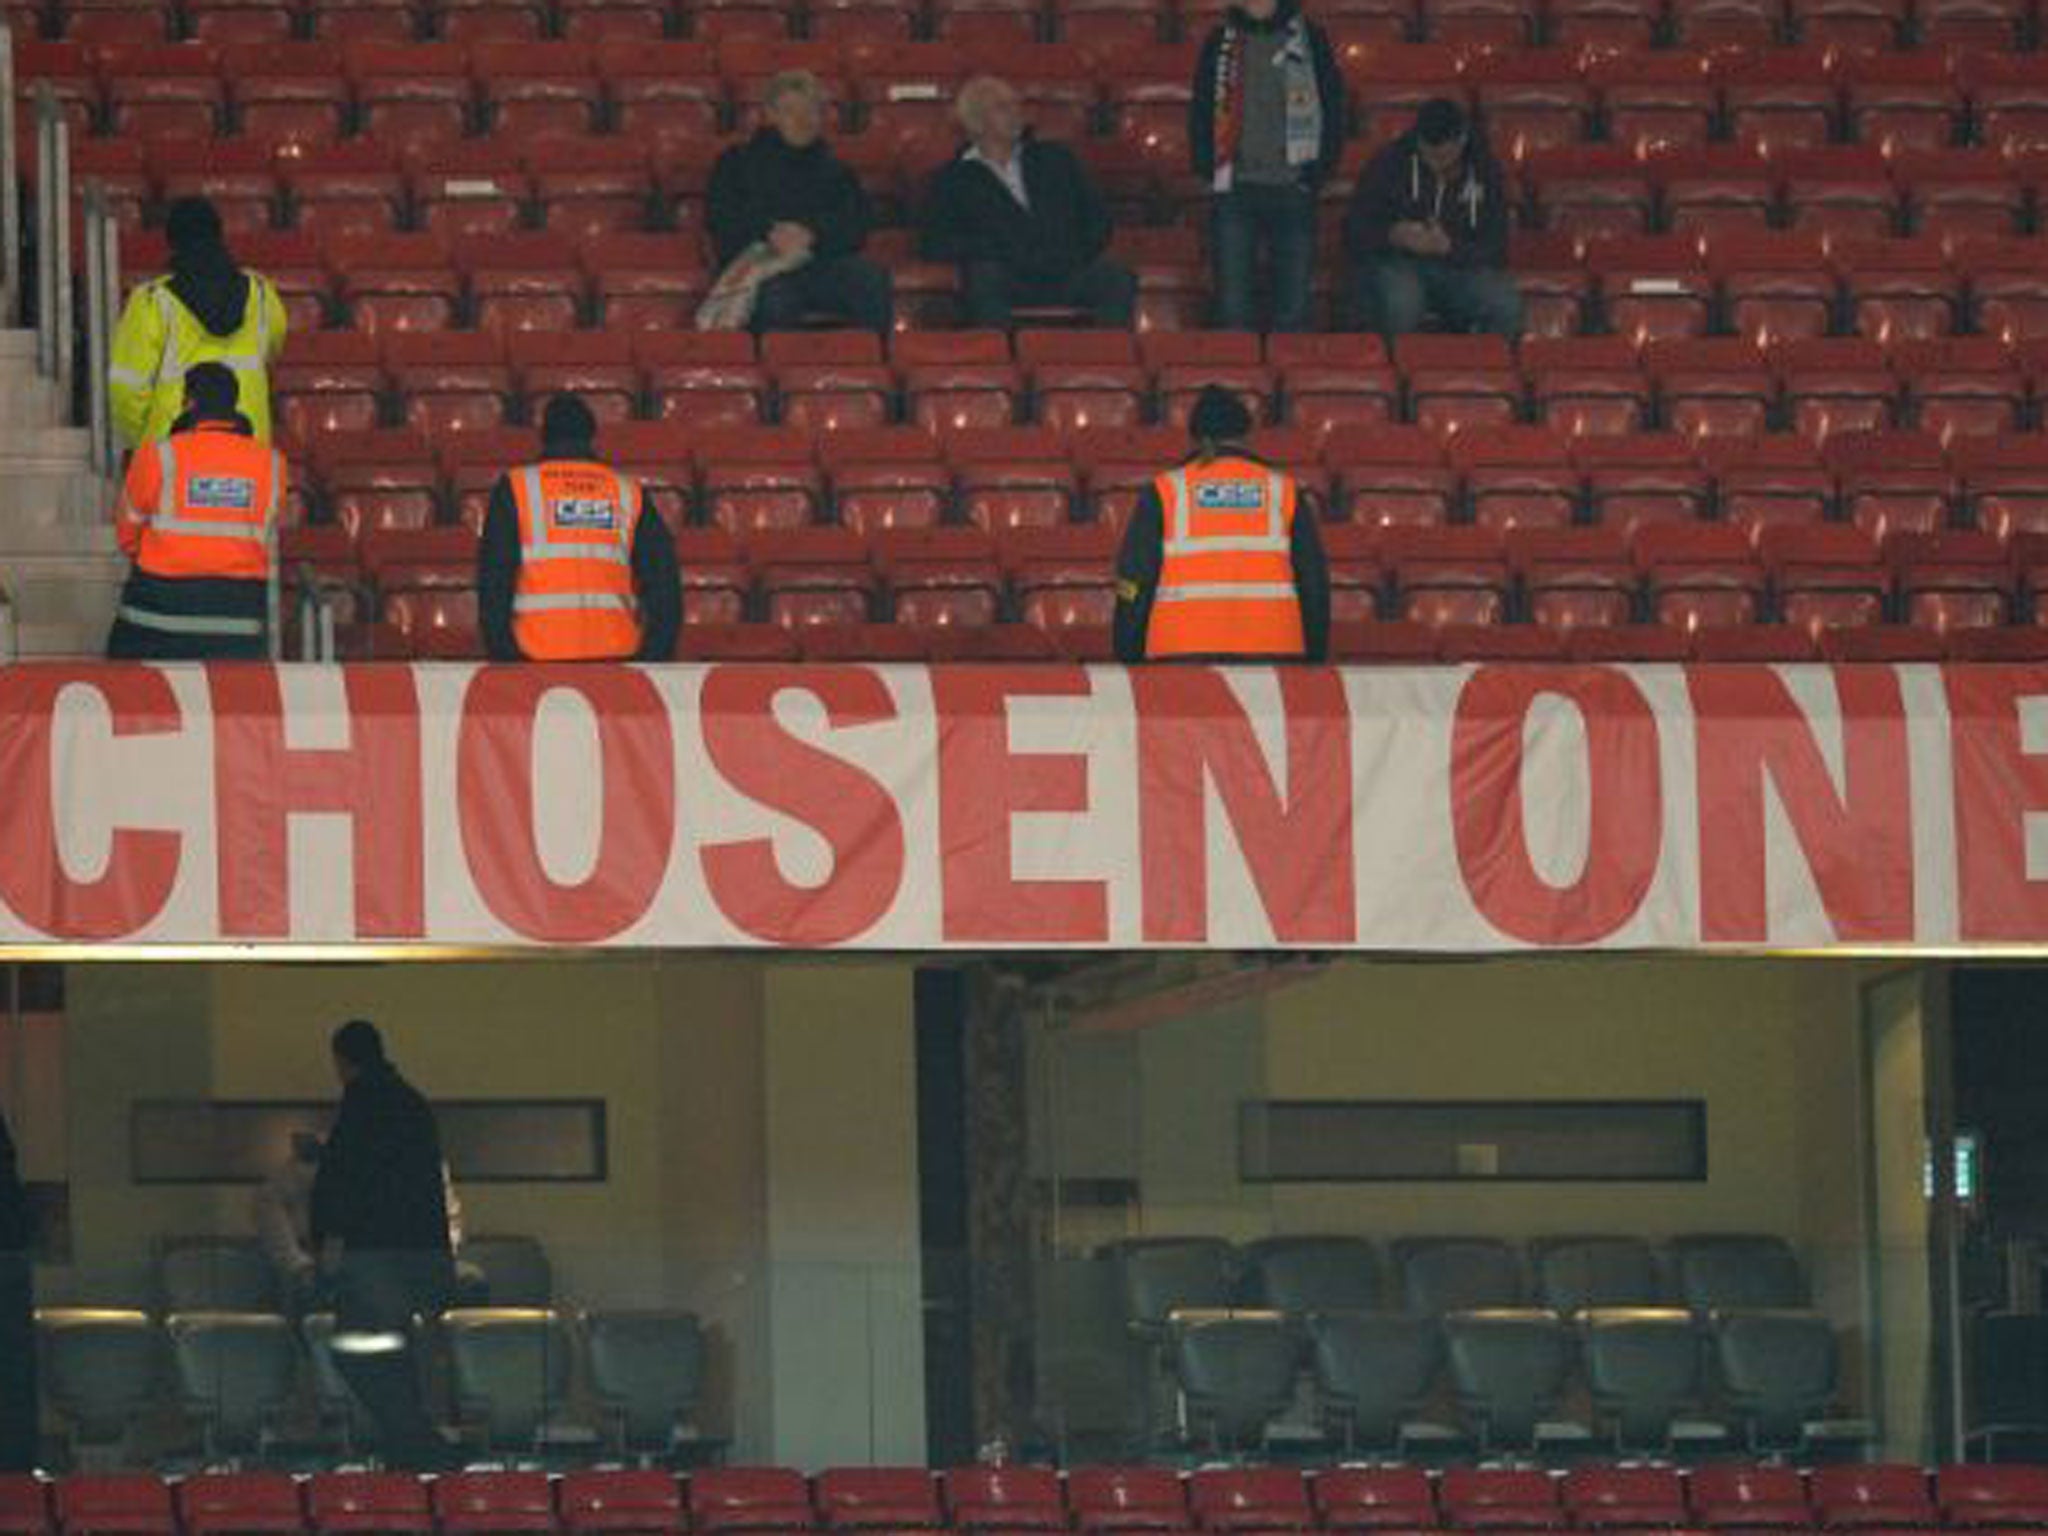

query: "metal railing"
xmin=33 ymin=84 xmax=70 ymax=404
xmin=0 ymin=577 xmax=15 ymax=662
xmin=1 ymin=24 xmax=20 ymax=330
xmin=82 ymin=180 xmax=118 ymax=475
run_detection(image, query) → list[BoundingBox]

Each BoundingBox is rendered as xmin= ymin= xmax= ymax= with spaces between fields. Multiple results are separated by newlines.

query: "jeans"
xmin=328 ymin=1249 xmax=455 ymax=1470
xmin=961 ymin=258 xmax=1138 ymax=328
xmin=1353 ymin=255 xmax=1524 ymax=339
xmin=753 ymin=254 xmax=895 ymax=334
xmin=1212 ymin=183 xmax=1317 ymax=332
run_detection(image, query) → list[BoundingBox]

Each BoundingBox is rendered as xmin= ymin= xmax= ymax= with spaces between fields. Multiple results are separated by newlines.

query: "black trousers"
xmin=0 ymin=1249 xmax=33 ymax=1472
xmin=328 ymin=1250 xmax=453 ymax=1471
xmin=753 ymin=255 xmax=895 ymax=334
xmin=960 ymin=258 xmax=1139 ymax=328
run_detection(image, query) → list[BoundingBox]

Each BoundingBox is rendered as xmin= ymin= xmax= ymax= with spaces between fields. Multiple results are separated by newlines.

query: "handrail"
xmin=295 ymin=563 xmax=338 ymax=663
xmin=0 ymin=24 xmax=21 ymax=328
xmin=32 ymin=84 xmax=69 ymax=393
xmin=83 ymin=180 xmax=117 ymax=475
xmin=0 ymin=575 xmax=17 ymax=663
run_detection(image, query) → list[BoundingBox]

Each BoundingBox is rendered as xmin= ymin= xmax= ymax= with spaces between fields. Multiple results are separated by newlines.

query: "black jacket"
xmin=1113 ymin=453 xmax=1331 ymax=663
xmin=1345 ymin=125 xmax=1512 ymax=268
xmin=477 ymin=448 xmax=682 ymax=663
xmin=707 ymin=129 xmax=873 ymax=269
xmin=919 ymin=136 xmax=1114 ymax=279
xmin=311 ymin=1060 xmax=450 ymax=1257
xmin=169 ymin=238 xmax=251 ymax=337
xmin=1190 ymin=0 xmax=1346 ymax=191
xmin=0 ymin=1111 xmax=29 ymax=1254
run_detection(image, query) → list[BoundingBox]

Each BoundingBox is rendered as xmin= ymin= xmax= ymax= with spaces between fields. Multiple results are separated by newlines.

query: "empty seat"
xmin=158 ymin=1236 xmax=277 ymax=1313
xmin=1438 ymin=1467 xmax=1567 ymax=1531
xmin=1580 ymin=1307 xmax=1721 ymax=1453
xmin=1240 ymin=1236 xmax=1381 ymax=1314
xmin=689 ymin=1471 xmax=816 ymax=1534
xmin=1671 ymin=1232 xmax=1809 ymax=1311
xmin=1809 ymin=1469 xmax=1938 ymax=1530
xmin=432 ymin=1475 xmax=556 ymax=1536
xmin=1307 ymin=1313 xmax=1450 ymax=1455
xmin=442 ymin=1309 xmax=578 ymax=1453
xmin=584 ymin=1311 xmax=707 ymax=1457
xmin=1530 ymin=1236 xmax=1660 ymax=1312
xmin=462 ymin=1232 xmax=553 ymax=1306
xmin=1638 ymin=521 xmax=1768 ymax=630
xmin=1066 ymin=1471 xmax=1186 ymax=1534
xmin=1315 ymin=1468 xmax=1438 ymax=1532
xmin=37 ymin=1311 xmax=158 ymax=1457
xmin=53 ymin=1480 xmax=175 ymax=1536
xmin=1939 ymin=1468 xmax=2048 ymax=1529
xmin=0 ymin=1480 xmax=52 ymax=1536
xmin=1715 ymin=1308 xmax=1863 ymax=1452
xmin=177 ymin=1476 xmax=306 ymax=1536
xmin=166 ymin=1313 xmax=299 ymax=1460
xmin=304 ymin=1473 xmax=431 ymax=1536
xmin=1514 ymin=527 xmax=1637 ymax=632
xmin=1562 ymin=1460 xmax=1689 ymax=1527
xmin=1443 ymin=1309 xmax=1585 ymax=1455
xmin=1396 ymin=1237 xmax=1521 ymax=1314
xmin=557 ymin=1474 xmax=685 ymax=1536
xmin=1107 ymin=1237 xmax=1236 ymax=1331
xmin=814 ymin=1472 xmax=942 ymax=1532
xmin=1188 ymin=1469 xmax=1311 ymax=1531
xmin=1687 ymin=1466 xmax=1815 ymax=1530
xmin=1172 ymin=1323 xmax=1304 ymax=1454
xmin=943 ymin=1471 xmax=1065 ymax=1533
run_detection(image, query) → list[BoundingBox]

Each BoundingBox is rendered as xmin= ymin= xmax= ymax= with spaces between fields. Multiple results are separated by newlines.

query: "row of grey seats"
xmin=1163 ymin=1304 xmax=1865 ymax=1459
xmin=1105 ymin=1233 xmax=1810 ymax=1323
xmin=34 ymin=1306 xmax=709 ymax=1465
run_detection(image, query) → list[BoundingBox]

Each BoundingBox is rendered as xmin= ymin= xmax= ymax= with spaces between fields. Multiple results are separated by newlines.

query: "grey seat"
xmin=1396 ymin=1238 xmax=1522 ymax=1315
xmin=1168 ymin=1311 xmax=1300 ymax=1454
xmin=1672 ymin=1234 xmax=1809 ymax=1312
xmin=1966 ymin=1311 xmax=2048 ymax=1459
xmin=1714 ymin=1308 xmax=1860 ymax=1452
xmin=1307 ymin=1311 xmax=1453 ymax=1455
xmin=585 ymin=1310 xmax=707 ymax=1455
xmin=37 ymin=1308 xmax=159 ymax=1455
xmin=461 ymin=1235 xmax=554 ymax=1308
xmin=1240 ymin=1237 xmax=1381 ymax=1315
xmin=166 ymin=1310 xmax=299 ymax=1458
xmin=1105 ymin=1238 xmax=1236 ymax=1331
xmin=442 ymin=1306 xmax=578 ymax=1452
xmin=1581 ymin=1306 xmax=1723 ymax=1452
xmin=1532 ymin=1237 xmax=1661 ymax=1312
xmin=1444 ymin=1307 xmax=1585 ymax=1453
xmin=159 ymin=1238 xmax=278 ymax=1314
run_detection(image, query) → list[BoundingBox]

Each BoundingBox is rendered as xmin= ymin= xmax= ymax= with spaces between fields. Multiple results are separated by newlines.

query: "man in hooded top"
xmin=1114 ymin=385 xmax=1329 ymax=663
xmin=110 ymin=197 xmax=288 ymax=448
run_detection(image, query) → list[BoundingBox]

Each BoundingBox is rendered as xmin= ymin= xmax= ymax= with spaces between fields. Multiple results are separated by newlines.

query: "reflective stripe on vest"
xmin=1145 ymin=459 xmax=1306 ymax=659
xmin=509 ymin=461 xmax=642 ymax=659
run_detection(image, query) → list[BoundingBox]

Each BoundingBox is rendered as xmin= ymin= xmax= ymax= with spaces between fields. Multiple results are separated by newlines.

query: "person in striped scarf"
xmin=1190 ymin=0 xmax=1345 ymax=331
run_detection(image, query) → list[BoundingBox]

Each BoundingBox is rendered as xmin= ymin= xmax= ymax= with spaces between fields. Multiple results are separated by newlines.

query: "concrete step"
xmin=0 ymin=424 xmax=91 ymax=464
xmin=3 ymin=553 xmax=124 ymax=658
xmin=0 ymin=467 xmax=113 ymax=527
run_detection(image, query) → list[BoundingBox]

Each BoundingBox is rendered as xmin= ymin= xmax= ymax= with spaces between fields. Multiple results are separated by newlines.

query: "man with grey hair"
xmin=921 ymin=76 xmax=1136 ymax=328
xmin=707 ymin=69 xmax=893 ymax=334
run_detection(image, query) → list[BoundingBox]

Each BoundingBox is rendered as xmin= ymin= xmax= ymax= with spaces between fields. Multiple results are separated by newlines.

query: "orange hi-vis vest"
xmin=510 ymin=459 xmax=644 ymax=661
xmin=116 ymin=422 xmax=283 ymax=583
xmin=1144 ymin=454 xmax=1307 ymax=658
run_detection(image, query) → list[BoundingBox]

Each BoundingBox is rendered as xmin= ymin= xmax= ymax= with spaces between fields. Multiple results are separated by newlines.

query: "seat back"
xmin=442 ymin=1307 xmax=574 ymax=1448
xmin=461 ymin=1233 xmax=554 ymax=1306
xmin=166 ymin=1312 xmax=300 ymax=1452
xmin=159 ymin=1238 xmax=279 ymax=1314
xmin=1444 ymin=1308 xmax=1575 ymax=1449
xmin=1532 ymin=1237 xmax=1661 ymax=1311
xmin=37 ymin=1310 xmax=158 ymax=1445
xmin=1241 ymin=1236 xmax=1382 ymax=1314
xmin=585 ymin=1311 xmax=707 ymax=1450
xmin=1672 ymin=1233 xmax=1808 ymax=1310
xmin=1306 ymin=1312 xmax=1441 ymax=1449
xmin=1715 ymin=1308 xmax=1838 ymax=1445
xmin=1106 ymin=1237 xmax=1235 ymax=1328
xmin=1170 ymin=1315 xmax=1300 ymax=1450
xmin=1579 ymin=1306 xmax=1705 ymax=1448
xmin=1397 ymin=1237 xmax=1522 ymax=1313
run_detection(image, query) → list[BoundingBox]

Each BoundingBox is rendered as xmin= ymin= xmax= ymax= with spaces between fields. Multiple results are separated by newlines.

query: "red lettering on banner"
xmin=700 ymin=666 xmax=905 ymax=944
xmin=0 ymin=665 xmax=182 ymax=939
xmin=1133 ymin=668 xmax=1355 ymax=942
xmin=931 ymin=667 xmax=1108 ymax=943
xmin=1950 ymin=666 xmax=2048 ymax=940
xmin=1691 ymin=665 xmax=1913 ymax=942
xmin=209 ymin=665 xmax=425 ymax=939
xmin=457 ymin=667 xmax=675 ymax=942
xmin=1451 ymin=666 xmax=1662 ymax=944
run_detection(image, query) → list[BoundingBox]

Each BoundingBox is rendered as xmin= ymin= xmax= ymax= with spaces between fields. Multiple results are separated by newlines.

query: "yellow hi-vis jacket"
xmin=109 ymin=273 xmax=288 ymax=448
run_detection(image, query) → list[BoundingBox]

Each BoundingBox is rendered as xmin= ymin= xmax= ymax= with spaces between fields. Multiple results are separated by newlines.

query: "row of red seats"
xmin=26 ymin=37 xmax=2048 ymax=162
xmin=11 ymin=0 xmax=2043 ymax=57
xmin=11 ymin=1463 xmax=2045 ymax=1536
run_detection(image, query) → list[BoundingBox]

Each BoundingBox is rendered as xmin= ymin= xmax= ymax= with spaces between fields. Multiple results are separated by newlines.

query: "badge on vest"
xmin=1195 ymin=480 xmax=1266 ymax=510
xmin=550 ymin=496 xmax=618 ymax=530
xmin=186 ymin=475 xmax=256 ymax=510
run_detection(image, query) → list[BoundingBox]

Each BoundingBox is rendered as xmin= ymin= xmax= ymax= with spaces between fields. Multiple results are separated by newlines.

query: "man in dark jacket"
xmin=312 ymin=1020 xmax=455 ymax=1471
xmin=706 ymin=70 xmax=893 ymax=334
xmin=1345 ymin=98 xmax=1523 ymax=339
xmin=920 ymin=77 xmax=1136 ymax=328
xmin=1114 ymin=387 xmax=1329 ymax=663
xmin=477 ymin=395 xmax=680 ymax=662
xmin=1190 ymin=0 xmax=1345 ymax=332
xmin=0 ymin=1108 xmax=34 ymax=1472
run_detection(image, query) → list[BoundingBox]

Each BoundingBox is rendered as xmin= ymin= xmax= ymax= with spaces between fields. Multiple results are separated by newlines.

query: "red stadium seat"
xmin=764 ymin=332 xmax=893 ymax=436
xmin=313 ymin=429 xmax=441 ymax=538
xmin=1670 ymin=0 xmax=1781 ymax=49
xmin=1845 ymin=52 xmax=1961 ymax=155
xmin=1523 ymin=336 xmax=1650 ymax=438
xmin=1347 ymin=43 xmax=1465 ymax=143
xmin=1775 ymin=337 xmax=1897 ymax=446
xmin=589 ymin=234 xmax=710 ymax=332
xmin=754 ymin=528 xmax=879 ymax=629
xmin=604 ymin=41 xmax=723 ymax=155
xmin=227 ymin=42 xmax=349 ymax=150
xmin=56 ymin=1479 xmax=178 ymax=1536
xmin=1525 ymin=147 xmax=1654 ymax=245
xmin=345 ymin=41 xmax=472 ymax=158
xmin=631 ymin=331 xmax=765 ymax=429
xmin=1475 ymin=50 xmax=1594 ymax=162
xmin=145 ymin=139 xmax=277 ymax=240
xmin=895 ymin=331 xmax=1023 ymax=434
xmin=1655 ymin=146 xmax=1776 ymax=244
xmin=1635 ymin=520 xmax=1767 ymax=630
xmin=1895 ymin=339 xmax=2025 ymax=444
xmin=1939 ymin=1466 xmax=2048 ymax=1526
xmin=1438 ymin=1470 xmax=1566 ymax=1531
xmin=1835 ymin=236 xmax=1959 ymax=345
xmin=1269 ymin=334 xmax=1397 ymax=437
xmin=1893 ymin=530 xmax=2013 ymax=632
xmin=558 ymin=0 xmax=677 ymax=40
xmin=1959 ymin=53 xmax=2048 ymax=159
xmin=1591 ymin=236 xmax=1715 ymax=346
xmin=1960 ymin=238 xmax=2048 ymax=344
xmin=1020 ymin=329 xmax=1147 ymax=433
xmin=273 ymin=330 xmax=385 ymax=443
xmin=1646 ymin=338 xmax=1774 ymax=443
xmin=1809 ymin=1469 xmax=1938 ymax=1530
xmin=1328 ymin=424 xmax=1457 ymax=527
xmin=824 ymin=429 xmax=950 ymax=533
xmin=1828 ymin=428 xmax=1955 ymax=542
xmin=1314 ymin=1470 xmax=1436 ymax=1532
xmin=1574 ymin=433 xmax=1710 ymax=536
xmin=1067 ymin=1471 xmax=1189 ymax=1534
xmin=1778 ymin=147 xmax=1898 ymax=247
xmin=306 ymin=1474 xmax=435 ymax=1536
xmin=556 ymin=1474 xmax=685 ymax=1536
xmin=1701 ymin=433 xmax=1831 ymax=540
xmin=431 ymin=1474 xmax=556 ymax=1536
xmin=461 ymin=232 xmax=586 ymax=334
xmin=1711 ymin=232 xmax=1836 ymax=347
xmin=1723 ymin=47 xmax=1838 ymax=156
xmin=1187 ymin=1472 xmax=1312 ymax=1534
xmin=1451 ymin=425 xmax=1582 ymax=530
xmin=175 ymin=1478 xmax=306 ymax=1536
xmin=1508 ymin=233 xmax=1595 ymax=340
xmin=878 ymin=528 xmax=1005 ymax=631
xmin=675 ymin=529 xmax=752 ymax=624
xmin=1593 ymin=53 xmax=1717 ymax=156
xmin=1397 ymin=335 xmax=1521 ymax=439
xmin=329 ymin=232 xmax=460 ymax=334
xmin=1761 ymin=522 xmax=1888 ymax=635
xmin=703 ymin=430 xmax=824 ymax=534
xmin=408 ymin=143 xmax=530 ymax=244
xmin=0 ymin=1479 xmax=53 ymax=1536
xmin=1894 ymin=151 xmax=2024 ymax=248
xmin=1386 ymin=526 xmax=1511 ymax=627
xmin=1512 ymin=526 xmax=1639 ymax=634
xmin=473 ymin=40 xmax=600 ymax=137
xmin=101 ymin=43 xmax=226 ymax=141
xmin=281 ymin=142 xmax=406 ymax=242
xmin=507 ymin=330 xmax=638 ymax=425
xmin=385 ymin=331 xmax=512 ymax=437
